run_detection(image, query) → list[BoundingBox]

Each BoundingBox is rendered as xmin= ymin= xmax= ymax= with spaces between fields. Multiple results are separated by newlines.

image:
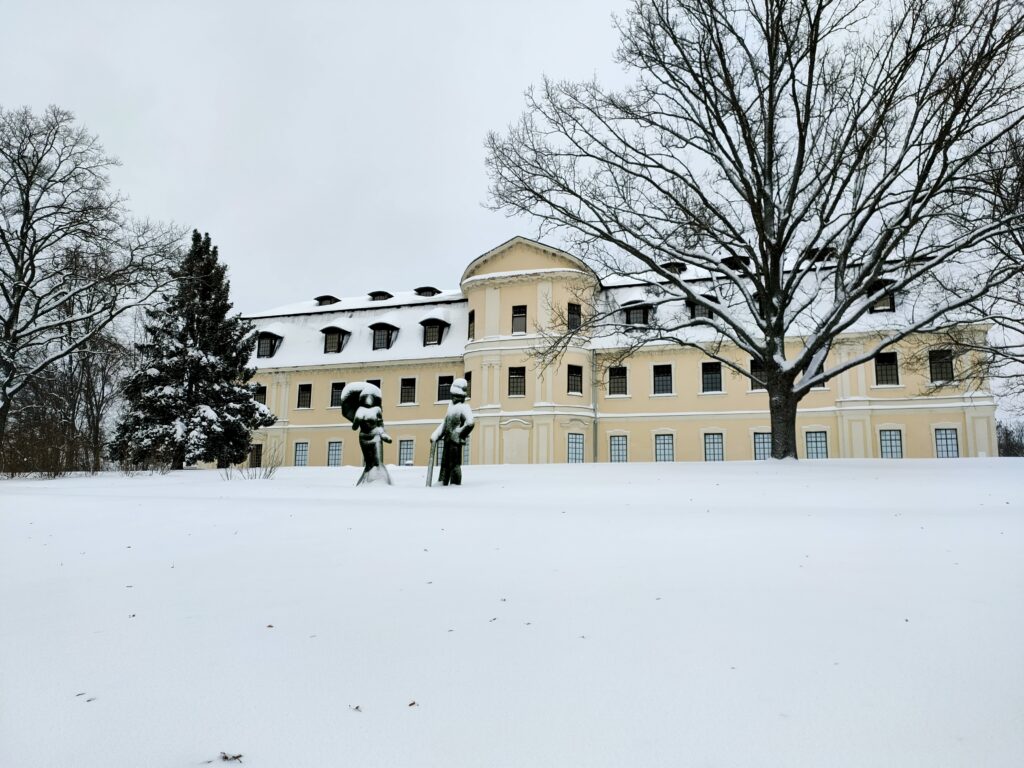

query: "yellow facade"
xmin=249 ymin=237 xmax=998 ymax=466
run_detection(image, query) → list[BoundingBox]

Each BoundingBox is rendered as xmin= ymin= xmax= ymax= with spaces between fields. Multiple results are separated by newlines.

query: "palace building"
xmin=247 ymin=236 xmax=998 ymax=467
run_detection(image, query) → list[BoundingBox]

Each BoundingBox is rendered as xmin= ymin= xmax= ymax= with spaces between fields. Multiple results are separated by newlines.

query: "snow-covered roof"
xmin=249 ymin=295 xmax=468 ymax=368
xmin=250 ymin=288 xmax=465 ymax=318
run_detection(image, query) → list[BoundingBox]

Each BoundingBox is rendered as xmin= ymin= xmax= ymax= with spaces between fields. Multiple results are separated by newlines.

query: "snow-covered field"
xmin=2 ymin=460 xmax=1022 ymax=768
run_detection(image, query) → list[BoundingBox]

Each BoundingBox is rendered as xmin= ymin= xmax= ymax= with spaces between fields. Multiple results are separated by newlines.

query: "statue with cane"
xmin=428 ymin=377 xmax=474 ymax=486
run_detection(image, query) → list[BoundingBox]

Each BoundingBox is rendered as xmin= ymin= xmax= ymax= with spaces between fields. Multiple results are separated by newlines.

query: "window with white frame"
xmin=874 ymin=352 xmax=899 ymax=385
xmin=327 ymin=441 xmax=342 ymax=467
xmin=749 ymin=358 xmax=766 ymax=390
xmin=704 ymin=433 xmax=724 ymax=461
xmin=296 ymin=383 xmax=312 ymax=409
xmin=511 ymin=305 xmax=527 ymax=334
xmin=654 ymin=434 xmax=674 ymax=462
xmin=254 ymin=385 xmax=267 ymax=405
xmin=462 ymin=437 xmax=471 ymax=465
xmin=929 ymin=350 xmax=954 ymax=383
xmin=400 ymin=377 xmax=416 ymax=404
xmin=567 ymin=303 xmax=582 ymax=331
xmin=294 ymin=442 xmax=309 ymax=467
xmin=805 ymin=431 xmax=828 ymax=459
xmin=880 ymin=429 xmax=903 ymax=458
xmin=567 ymin=364 xmax=583 ymax=395
xmin=508 ymin=367 xmax=526 ymax=397
xmin=437 ymin=375 xmax=454 ymax=401
xmin=935 ymin=428 xmax=959 ymax=458
xmin=753 ymin=432 xmax=771 ymax=460
xmin=609 ymin=434 xmax=628 ymax=462
xmin=608 ymin=366 xmax=628 ymax=395
xmin=567 ymin=433 xmax=584 ymax=463
xmin=399 ymin=439 xmax=415 ymax=465
xmin=653 ymin=364 xmax=673 ymax=395
xmin=702 ymin=362 xmax=723 ymax=392
xmin=330 ymin=382 xmax=345 ymax=408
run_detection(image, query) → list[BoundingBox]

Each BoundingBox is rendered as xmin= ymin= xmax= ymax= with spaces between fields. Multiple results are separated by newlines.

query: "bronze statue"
xmin=340 ymin=382 xmax=392 ymax=485
xmin=430 ymin=377 xmax=474 ymax=486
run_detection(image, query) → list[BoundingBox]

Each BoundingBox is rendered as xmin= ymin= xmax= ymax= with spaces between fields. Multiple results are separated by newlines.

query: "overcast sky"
xmin=3 ymin=0 xmax=633 ymax=313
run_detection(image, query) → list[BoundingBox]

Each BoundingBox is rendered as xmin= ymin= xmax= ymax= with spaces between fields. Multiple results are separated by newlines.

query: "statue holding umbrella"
xmin=340 ymin=381 xmax=392 ymax=486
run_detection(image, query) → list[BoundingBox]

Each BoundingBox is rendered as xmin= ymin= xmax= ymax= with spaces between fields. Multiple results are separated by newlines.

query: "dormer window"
xmin=256 ymin=332 xmax=282 ymax=358
xmin=622 ymin=301 xmax=650 ymax=326
xmin=720 ymin=254 xmax=751 ymax=271
xmin=804 ymin=246 xmax=837 ymax=263
xmin=660 ymin=260 xmax=687 ymax=275
xmin=368 ymin=290 xmax=393 ymax=302
xmin=868 ymin=280 xmax=896 ymax=313
xmin=315 ymin=295 xmax=340 ymax=306
xmin=370 ymin=322 xmax=398 ymax=350
xmin=414 ymin=286 xmax=441 ymax=297
xmin=321 ymin=326 xmax=349 ymax=354
xmin=687 ymin=294 xmax=718 ymax=320
xmin=420 ymin=319 xmax=449 ymax=346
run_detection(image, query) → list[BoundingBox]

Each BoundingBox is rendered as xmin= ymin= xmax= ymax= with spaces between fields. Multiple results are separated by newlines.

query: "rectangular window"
xmin=567 ymin=433 xmax=584 ymax=463
xmin=749 ymin=358 xmax=766 ymax=390
xmin=366 ymin=378 xmax=381 ymax=391
xmin=704 ymin=433 xmax=724 ymax=462
xmin=624 ymin=306 xmax=649 ymax=325
xmin=654 ymin=434 xmax=674 ymax=462
xmin=567 ymin=303 xmax=582 ymax=331
xmin=464 ymin=371 xmax=472 ymax=398
xmin=423 ymin=324 xmax=442 ymax=346
xmin=511 ymin=305 xmax=527 ymax=334
xmin=399 ymin=439 xmax=415 ymax=465
xmin=294 ymin=442 xmax=309 ymax=467
xmin=249 ymin=444 xmax=263 ymax=468
xmin=608 ymin=366 xmax=628 ymax=396
xmin=323 ymin=330 xmax=344 ymax=353
xmin=805 ymin=431 xmax=828 ymax=459
xmin=609 ymin=434 xmax=628 ymax=463
xmin=929 ymin=350 xmax=954 ymax=383
xmin=468 ymin=310 xmax=475 ymax=340
xmin=256 ymin=336 xmax=276 ymax=358
xmin=567 ymin=364 xmax=583 ymax=394
xmin=330 ymin=382 xmax=345 ymax=408
xmin=400 ymin=377 xmax=416 ymax=404
xmin=870 ymin=294 xmax=896 ymax=312
xmin=462 ymin=437 xmax=471 ymax=465
xmin=437 ymin=375 xmax=454 ymax=402
xmin=689 ymin=301 xmax=713 ymax=320
xmin=327 ymin=441 xmax=342 ymax=467
xmin=296 ymin=383 xmax=312 ymax=409
xmin=254 ymin=385 xmax=267 ymax=405
xmin=753 ymin=432 xmax=772 ymax=460
xmin=508 ymin=366 xmax=526 ymax=397
xmin=372 ymin=327 xmax=391 ymax=350
xmin=702 ymin=362 xmax=723 ymax=393
xmin=880 ymin=429 xmax=903 ymax=459
xmin=653 ymin=364 xmax=673 ymax=395
xmin=874 ymin=352 xmax=899 ymax=386
xmin=935 ymin=428 xmax=959 ymax=458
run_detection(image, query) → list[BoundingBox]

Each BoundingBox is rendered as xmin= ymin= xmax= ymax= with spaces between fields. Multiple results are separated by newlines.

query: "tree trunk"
xmin=767 ymin=383 xmax=800 ymax=459
xmin=171 ymin=447 xmax=185 ymax=471
xmin=0 ymin=400 xmax=9 ymax=472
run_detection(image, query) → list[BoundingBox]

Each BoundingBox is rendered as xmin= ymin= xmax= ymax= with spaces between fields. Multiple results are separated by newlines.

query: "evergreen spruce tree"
xmin=110 ymin=231 xmax=275 ymax=469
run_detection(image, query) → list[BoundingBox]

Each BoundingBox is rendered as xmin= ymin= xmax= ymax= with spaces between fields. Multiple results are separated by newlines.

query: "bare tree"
xmin=0 ymin=106 xmax=181 ymax=465
xmin=487 ymin=0 xmax=1024 ymax=458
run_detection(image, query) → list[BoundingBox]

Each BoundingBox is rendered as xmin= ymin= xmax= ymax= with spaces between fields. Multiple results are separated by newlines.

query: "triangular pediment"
xmin=460 ymin=236 xmax=596 ymax=285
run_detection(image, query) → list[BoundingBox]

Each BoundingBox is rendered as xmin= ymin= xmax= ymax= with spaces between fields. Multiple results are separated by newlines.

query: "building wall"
xmin=249 ymin=239 xmax=997 ymax=466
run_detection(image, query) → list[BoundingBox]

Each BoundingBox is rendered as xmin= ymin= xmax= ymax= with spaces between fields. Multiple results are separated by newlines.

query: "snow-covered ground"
xmin=2 ymin=460 xmax=1022 ymax=768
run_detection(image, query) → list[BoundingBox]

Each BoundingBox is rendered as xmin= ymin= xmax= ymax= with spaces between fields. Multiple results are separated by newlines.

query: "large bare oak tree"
xmin=486 ymin=0 xmax=1024 ymax=458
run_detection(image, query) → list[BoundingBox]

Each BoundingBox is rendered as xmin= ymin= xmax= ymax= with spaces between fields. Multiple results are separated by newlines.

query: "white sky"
xmin=2 ymin=0 xmax=631 ymax=313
